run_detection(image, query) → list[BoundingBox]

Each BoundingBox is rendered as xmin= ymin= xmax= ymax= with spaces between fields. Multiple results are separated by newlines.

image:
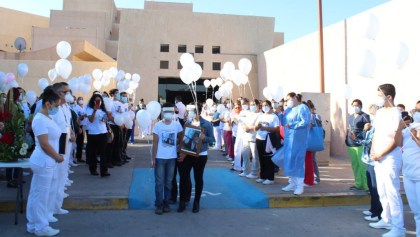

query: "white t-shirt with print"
xmin=109 ymin=100 xmax=122 ymax=125
xmin=30 ymin=113 xmax=61 ymax=168
xmin=255 ymin=113 xmax=280 ymax=140
xmin=85 ymin=107 xmax=108 ymax=135
xmin=153 ymin=120 xmax=183 ymax=159
xmin=242 ymin=112 xmax=261 ymax=142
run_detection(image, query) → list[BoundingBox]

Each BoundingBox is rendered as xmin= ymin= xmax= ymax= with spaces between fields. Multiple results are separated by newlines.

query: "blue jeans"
xmin=154 ymin=158 xmax=176 ymax=207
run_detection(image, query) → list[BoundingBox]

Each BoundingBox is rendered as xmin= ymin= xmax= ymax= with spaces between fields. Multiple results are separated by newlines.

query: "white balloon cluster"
xmin=135 ymin=101 xmax=161 ymax=132
xmin=114 ymin=109 xmax=136 ymax=128
xmin=262 ymin=85 xmax=284 ymax=102
xmin=0 ymin=72 xmax=19 ymax=92
xmin=55 ymin=41 xmax=72 ymax=79
xmin=179 ymin=53 xmax=203 ymax=85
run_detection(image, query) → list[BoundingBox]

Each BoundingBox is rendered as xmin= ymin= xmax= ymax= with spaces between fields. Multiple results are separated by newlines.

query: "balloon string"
xmin=247 ymin=81 xmax=255 ymax=101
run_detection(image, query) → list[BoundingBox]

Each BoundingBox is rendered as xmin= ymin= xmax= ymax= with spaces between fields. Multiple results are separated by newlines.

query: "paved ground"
xmin=0 ymin=206 xmax=416 ymax=237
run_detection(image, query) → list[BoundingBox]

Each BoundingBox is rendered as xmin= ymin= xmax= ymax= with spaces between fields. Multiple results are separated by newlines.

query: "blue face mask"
xmin=115 ymin=93 xmax=121 ymax=100
xmin=48 ymin=107 xmax=59 ymax=115
xmin=121 ymin=97 xmax=128 ymax=103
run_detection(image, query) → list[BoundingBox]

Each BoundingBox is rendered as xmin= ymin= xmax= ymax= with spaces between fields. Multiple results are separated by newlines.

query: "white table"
xmin=0 ymin=159 xmax=31 ymax=225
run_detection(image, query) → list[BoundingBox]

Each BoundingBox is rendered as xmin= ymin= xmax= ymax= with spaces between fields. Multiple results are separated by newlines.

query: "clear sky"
xmin=0 ymin=0 xmax=390 ymax=42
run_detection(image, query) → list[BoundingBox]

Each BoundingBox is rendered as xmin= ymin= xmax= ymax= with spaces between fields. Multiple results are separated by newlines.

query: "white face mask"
xmin=163 ymin=112 xmax=173 ymax=121
xmin=375 ymin=96 xmax=385 ymax=107
xmin=272 ymin=103 xmax=278 ymax=109
xmin=242 ymin=104 xmax=249 ymax=111
xmin=65 ymin=93 xmax=74 ymax=103
xmin=262 ymin=106 xmax=270 ymax=113
xmin=188 ymin=111 xmax=196 ymax=120
xmin=250 ymin=105 xmax=257 ymax=112
xmin=78 ymin=100 xmax=83 ymax=105
xmin=287 ymin=100 xmax=294 ymax=108
xmin=226 ymin=103 xmax=231 ymax=109
xmin=413 ymin=112 xmax=420 ymax=123
xmin=353 ymin=106 xmax=361 ymax=114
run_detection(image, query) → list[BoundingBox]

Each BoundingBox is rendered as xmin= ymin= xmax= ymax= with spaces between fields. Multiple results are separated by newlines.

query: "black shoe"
xmin=7 ymin=180 xmax=18 ymax=188
xmin=125 ymin=156 xmax=132 ymax=160
xmin=155 ymin=206 xmax=163 ymax=215
xmin=168 ymin=199 xmax=176 ymax=205
xmin=192 ymin=200 xmax=200 ymax=213
xmin=101 ymin=172 xmax=111 ymax=177
xmin=90 ymin=171 xmax=99 ymax=176
xmin=113 ymin=162 xmax=123 ymax=166
xmin=177 ymin=202 xmax=186 ymax=213
xmin=163 ymin=204 xmax=171 ymax=213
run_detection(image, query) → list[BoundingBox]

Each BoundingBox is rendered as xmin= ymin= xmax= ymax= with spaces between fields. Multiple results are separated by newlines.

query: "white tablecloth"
xmin=0 ymin=159 xmax=31 ymax=168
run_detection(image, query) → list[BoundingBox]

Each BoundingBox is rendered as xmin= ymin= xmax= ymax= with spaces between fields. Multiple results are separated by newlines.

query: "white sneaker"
xmin=314 ymin=181 xmax=319 ymax=185
xmin=364 ymin=216 xmax=379 ymax=222
xmin=294 ymin=186 xmax=304 ymax=195
xmin=382 ymin=228 xmax=406 ymax=237
xmin=369 ymin=219 xmax=392 ymax=230
xmin=67 ymin=179 xmax=74 ymax=184
xmin=238 ymin=172 xmax=246 ymax=177
xmin=303 ymin=184 xmax=311 ymax=187
xmin=27 ymin=228 xmax=35 ymax=234
xmin=262 ymin=180 xmax=274 ymax=185
xmin=69 ymin=162 xmax=78 ymax=167
xmin=35 ymin=226 xmax=60 ymax=236
xmin=256 ymin=178 xmax=265 ymax=183
xmin=63 ymin=193 xmax=69 ymax=198
xmin=363 ymin=210 xmax=373 ymax=216
xmin=55 ymin=208 xmax=69 ymax=215
xmin=47 ymin=215 xmax=58 ymax=223
xmin=282 ymin=183 xmax=296 ymax=192
xmin=68 ymin=169 xmax=75 ymax=174
xmin=246 ymin=174 xmax=258 ymax=179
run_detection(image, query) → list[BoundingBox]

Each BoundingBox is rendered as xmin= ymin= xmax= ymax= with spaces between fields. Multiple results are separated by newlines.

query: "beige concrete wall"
xmin=118 ymin=6 xmax=276 ymax=103
xmin=0 ymin=59 xmax=116 ymax=101
xmin=144 ymin=1 xmax=193 ymax=12
xmin=259 ymin=0 xmax=420 ymax=158
xmin=0 ymin=7 xmax=49 ymax=52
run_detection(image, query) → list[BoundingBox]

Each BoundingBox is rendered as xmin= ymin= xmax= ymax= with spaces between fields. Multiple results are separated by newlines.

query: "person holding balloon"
xmin=85 ymin=93 xmax=111 ymax=177
xmin=107 ymin=89 xmax=124 ymax=167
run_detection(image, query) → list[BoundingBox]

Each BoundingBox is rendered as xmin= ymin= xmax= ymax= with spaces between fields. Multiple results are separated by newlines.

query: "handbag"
xmin=307 ymin=124 xmax=325 ymax=152
xmin=106 ymin=123 xmax=114 ymax=143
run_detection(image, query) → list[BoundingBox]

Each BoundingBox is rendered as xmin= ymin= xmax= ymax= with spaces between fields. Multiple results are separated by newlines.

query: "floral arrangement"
xmin=0 ymin=108 xmax=28 ymax=162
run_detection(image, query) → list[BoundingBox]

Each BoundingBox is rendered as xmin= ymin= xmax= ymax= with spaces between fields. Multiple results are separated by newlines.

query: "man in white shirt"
xmin=74 ymin=96 xmax=86 ymax=163
xmin=369 ymin=84 xmax=405 ymax=237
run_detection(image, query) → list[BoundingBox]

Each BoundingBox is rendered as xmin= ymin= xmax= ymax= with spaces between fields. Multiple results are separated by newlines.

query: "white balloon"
xmin=55 ymin=59 xmax=72 ymax=79
xmin=210 ymin=79 xmax=217 ymax=88
xmin=102 ymin=77 xmax=111 ymax=87
xmin=203 ymin=79 xmax=211 ymax=88
xmin=263 ymin=87 xmax=272 ymax=100
xmin=365 ymin=14 xmax=380 ymax=40
xmin=146 ymin=101 xmax=162 ymax=120
xmin=83 ymin=74 xmax=92 ymax=85
xmin=25 ymin=90 xmax=37 ymax=105
xmin=115 ymin=70 xmax=125 ymax=81
xmin=93 ymin=80 xmax=102 ymax=90
xmin=103 ymin=97 xmax=113 ymax=112
xmin=217 ymin=104 xmax=226 ymax=113
xmin=136 ymin=110 xmax=152 ymax=130
xmin=109 ymin=67 xmax=118 ymax=78
xmin=358 ymin=49 xmax=376 ymax=78
xmin=122 ymin=112 xmax=131 ymax=124
xmin=220 ymin=68 xmax=230 ymax=81
xmin=132 ymin=73 xmax=141 ymax=83
xmin=215 ymin=91 xmax=221 ymax=100
xmin=129 ymin=81 xmax=139 ymax=90
xmin=92 ymin=69 xmax=103 ymax=81
xmin=124 ymin=119 xmax=133 ymax=129
xmin=117 ymin=81 xmax=124 ymax=91
xmin=180 ymin=53 xmax=195 ymax=67
xmin=81 ymin=85 xmax=91 ymax=94
xmin=48 ymin=69 xmax=57 ymax=82
xmin=68 ymin=78 xmax=79 ymax=92
xmin=38 ymin=78 xmax=49 ymax=91
xmin=128 ymin=110 xmax=135 ymax=120
xmin=223 ymin=62 xmax=235 ymax=75
xmin=216 ymin=77 xmax=223 ymax=87
xmin=192 ymin=63 xmax=202 ymax=82
xmin=125 ymin=73 xmax=132 ymax=80
xmin=231 ymin=70 xmax=242 ymax=86
xmin=206 ymin=98 xmax=214 ymax=107
xmin=396 ymin=42 xmax=409 ymax=69
xmin=225 ymin=81 xmax=233 ymax=91
xmin=238 ymin=58 xmax=252 ymax=75
xmin=126 ymin=88 xmax=134 ymax=95
xmin=180 ymin=67 xmax=193 ymax=85
xmin=56 ymin=41 xmax=71 ymax=59
xmin=270 ymin=86 xmax=284 ymax=102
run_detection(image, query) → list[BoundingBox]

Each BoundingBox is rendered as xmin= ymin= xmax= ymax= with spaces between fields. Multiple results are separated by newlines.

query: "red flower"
xmin=0 ymin=132 xmax=14 ymax=145
xmin=0 ymin=111 xmax=11 ymax=122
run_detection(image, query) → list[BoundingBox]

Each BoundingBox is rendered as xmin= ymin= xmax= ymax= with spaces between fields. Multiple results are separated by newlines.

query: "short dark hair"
xmin=52 ymin=82 xmax=68 ymax=92
xmin=352 ymin=99 xmax=363 ymax=108
xmin=42 ymin=88 xmax=60 ymax=106
xmin=263 ymin=100 xmax=272 ymax=107
xmin=397 ymin=104 xmax=405 ymax=110
xmin=254 ymin=99 xmax=260 ymax=106
xmin=109 ymin=89 xmax=118 ymax=96
xmin=241 ymin=98 xmax=249 ymax=103
xmin=175 ymin=96 xmax=182 ymax=102
xmin=378 ymin=84 xmax=396 ymax=100
xmin=287 ymin=92 xmax=297 ymax=100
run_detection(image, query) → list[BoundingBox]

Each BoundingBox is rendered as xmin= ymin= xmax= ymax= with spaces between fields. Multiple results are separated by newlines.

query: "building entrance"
xmin=158 ymin=77 xmax=215 ymax=105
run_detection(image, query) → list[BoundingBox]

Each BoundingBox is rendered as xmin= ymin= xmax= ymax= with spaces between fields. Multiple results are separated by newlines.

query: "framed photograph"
xmin=180 ymin=124 xmax=203 ymax=157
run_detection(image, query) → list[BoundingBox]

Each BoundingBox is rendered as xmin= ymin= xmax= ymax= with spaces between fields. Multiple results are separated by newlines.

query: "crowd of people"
xmin=1 ymin=82 xmax=420 ymax=237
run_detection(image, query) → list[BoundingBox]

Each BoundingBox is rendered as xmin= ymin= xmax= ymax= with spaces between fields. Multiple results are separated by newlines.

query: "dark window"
xmin=212 ymin=62 xmax=221 ymax=71
xmin=197 ymin=62 xmax=204 ymax=69
xmin=212 ymin=46 xmax=221 ymax=54
xmin=195 ymin=45 xmax=204 ymax=54
xmin=178 ymin=45 xmax=187 ymax=53
xmin=160 ymin=44 xmax=169 ymax=52
xmin=177 ymin=61 xmax=182 ymax=69
xmin=160 ymin=60 xmax=169 ymax=69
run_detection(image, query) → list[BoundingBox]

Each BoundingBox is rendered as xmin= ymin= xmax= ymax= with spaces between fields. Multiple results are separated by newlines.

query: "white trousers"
xmin=213 ymin=126 xmax=222 ymax=149
xmin=52 ymin=140 xmax=71 ymax=213
xmin=374 ymin=151 xmax=405 ymax=232
xmin=241 ymin=140 xmax=260 ymax=176
xmin=403 ymin=177 xmax=420 ymax=236
xmin=27 ymin=164 xmax=55 ymax=232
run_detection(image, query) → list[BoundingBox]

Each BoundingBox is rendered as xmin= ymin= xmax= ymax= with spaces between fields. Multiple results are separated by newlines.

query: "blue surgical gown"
xmin=281 ymin=104 xmax=311 ymax=178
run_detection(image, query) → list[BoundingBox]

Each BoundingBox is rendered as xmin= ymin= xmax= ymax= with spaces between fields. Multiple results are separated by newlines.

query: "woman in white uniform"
xmin=26 ymin=88 xmax=64 ymax=236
